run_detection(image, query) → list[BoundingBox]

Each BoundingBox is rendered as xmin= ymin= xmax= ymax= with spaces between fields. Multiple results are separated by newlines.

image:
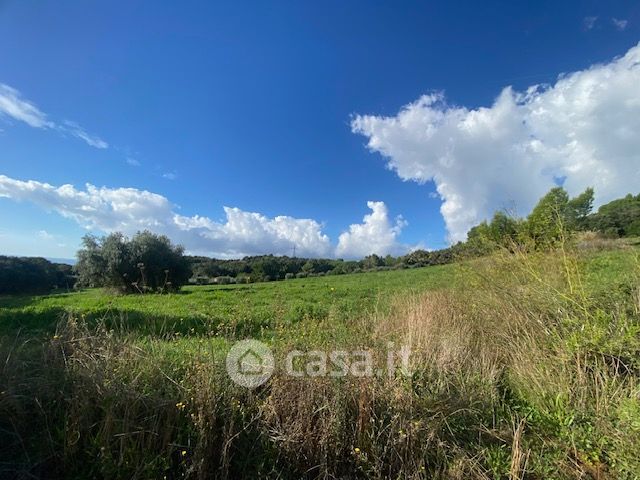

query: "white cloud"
xmin=62 ymin=120 xmax=108 ymax=149
xmin=162 ymin=172 xmax=177 ymax=180
xmin=0 ymin=82 xmax=107 ymax=149
xmin=612 ymin=18 xmax=629 ymax=31
xmin=0 ymin=84 xmax=54 ymax=128
xmin=0 ymin=175 xmax=334 ymax=259
xmin=352 ymin=43 xmax=640 ymax=243
xmin=336 ymin=201 xmax=409 ymax=258
xmin=583 ymin=16 xmax=598 ymax=30
xmin=37 ymin=230 xmax=54 ymax=240
xmin=126 ymin=157 xmax=141 ymax=167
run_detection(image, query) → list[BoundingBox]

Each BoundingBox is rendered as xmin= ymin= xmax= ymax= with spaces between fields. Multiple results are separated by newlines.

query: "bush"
xmin=192 ymin=276 xmax=210 ymax=285
xmin=213 ymin=276 xmax=233 ymax=285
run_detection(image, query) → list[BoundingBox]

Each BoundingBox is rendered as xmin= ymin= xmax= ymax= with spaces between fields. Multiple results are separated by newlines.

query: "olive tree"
xmin=75 ymin=231 xmax=191 ymax=293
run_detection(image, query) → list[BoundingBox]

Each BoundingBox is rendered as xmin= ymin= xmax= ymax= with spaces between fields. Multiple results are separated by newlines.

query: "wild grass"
xmin=1 ymin=242 xmax=639 ymax=478
xmin=0 ymin=263 xmax=456 ymax=339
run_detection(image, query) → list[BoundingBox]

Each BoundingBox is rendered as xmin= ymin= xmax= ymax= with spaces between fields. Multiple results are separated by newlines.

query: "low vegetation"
xmin=1 ymin=236 xmax=639 ymax=479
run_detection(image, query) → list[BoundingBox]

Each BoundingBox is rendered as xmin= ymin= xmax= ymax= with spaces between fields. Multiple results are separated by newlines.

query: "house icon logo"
xmin=226 ymin=339 xmax=274 ymax=388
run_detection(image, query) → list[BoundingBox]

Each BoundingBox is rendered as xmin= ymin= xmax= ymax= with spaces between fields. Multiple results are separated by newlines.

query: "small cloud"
xmin=0 ymin=83 xmax=54 ymax=128
xmin=162 ymin=172 xmax=177 ymax=180
xmin=37 ymin=230 xmax=54 ymax=240
xmin=612 ymin=18 xmax=628 ymax=31
xmin=126 ymin=157 xmax=141 ymax=167
xmin=583 ymin=16 xmax=598 ymax=30
xmin=0 ymin=82 xmax=108 ymax=149
xmin=61 ymin=120 xmax=108 ymax=149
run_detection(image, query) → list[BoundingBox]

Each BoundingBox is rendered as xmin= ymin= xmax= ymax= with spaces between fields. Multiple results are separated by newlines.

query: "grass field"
xmin=0 ymin=263 xmax=456 ymax=339
xmin=1 ymin=242 xmax=640 ymax=479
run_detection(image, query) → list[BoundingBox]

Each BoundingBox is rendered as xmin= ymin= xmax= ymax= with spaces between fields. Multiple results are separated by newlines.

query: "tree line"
xmin=0 ymin=256 xmax=75 ymax=295
xmin=190 ymin=185 xmax=638 ymax=283
xmin=1 ymin=187 xmax=638 ymax=295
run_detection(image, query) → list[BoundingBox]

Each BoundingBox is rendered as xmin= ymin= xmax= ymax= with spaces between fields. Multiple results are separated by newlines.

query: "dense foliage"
xmin=75 ymin=231 xmax=191 ymax=293
xmin=586 ymin=193 xmax=640 ymax=237
xmin=463 ymin=186 xmax=640 ymax=252
xmin=0 ymin=256 xmax=74 ymax=294
xmin=188 ymin=253 xmax=405 ymax=283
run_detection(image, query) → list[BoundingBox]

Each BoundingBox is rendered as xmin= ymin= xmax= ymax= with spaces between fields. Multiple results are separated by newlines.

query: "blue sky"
xmin=1 ymin=1 xmax=639 ymax=259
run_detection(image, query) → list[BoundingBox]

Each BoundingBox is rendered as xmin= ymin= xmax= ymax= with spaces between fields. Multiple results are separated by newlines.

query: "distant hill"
xmin=46 ymin=257 xmax=76 ymax=266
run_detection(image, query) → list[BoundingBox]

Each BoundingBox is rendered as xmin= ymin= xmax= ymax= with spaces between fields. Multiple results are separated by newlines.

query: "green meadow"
xmin=0 ymin=263 xmax=456 ymax=338
xmin=1 ymin=242 xmax=640 ymax=479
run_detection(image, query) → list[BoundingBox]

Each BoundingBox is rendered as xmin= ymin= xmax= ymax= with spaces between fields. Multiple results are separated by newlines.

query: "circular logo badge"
xmin=226 ymin=339 xmax=274 ymax=388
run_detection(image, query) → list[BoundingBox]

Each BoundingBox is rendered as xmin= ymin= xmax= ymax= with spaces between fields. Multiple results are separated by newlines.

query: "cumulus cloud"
xmin=336 ymin=201 xmax=409 ymax=258
xmin=0 ymin=83 xmax=107 ymax=149
xmin=352 ymin=43 xmax=640 ymax=243
xmin=0 ymin=175 xmax=333 ymax=258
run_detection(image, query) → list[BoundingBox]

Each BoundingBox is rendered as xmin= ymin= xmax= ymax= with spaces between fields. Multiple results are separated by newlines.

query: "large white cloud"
xmin=0 ymin=175 xmax=332 ymax=258
xmin=352 ymin=43 xmax=640 ymax=242
xmin=336 ymin=201 xmax=409 ymax=258
xmin=0 ymin=175 xmax=415 ymax=259
xmin=0 ymin=83 xmax=108 ymax=149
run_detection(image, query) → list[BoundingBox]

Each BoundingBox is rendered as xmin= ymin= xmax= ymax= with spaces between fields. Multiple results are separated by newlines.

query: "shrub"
xmin=213 ymin=276 xmax=233 ymax=285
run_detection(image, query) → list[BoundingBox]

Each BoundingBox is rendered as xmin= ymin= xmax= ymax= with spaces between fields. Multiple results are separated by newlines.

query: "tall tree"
xmin=567 ymin=187 xmax=594 ymax=229
xmin=524 ymin=187 xmax=570 ymax=247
